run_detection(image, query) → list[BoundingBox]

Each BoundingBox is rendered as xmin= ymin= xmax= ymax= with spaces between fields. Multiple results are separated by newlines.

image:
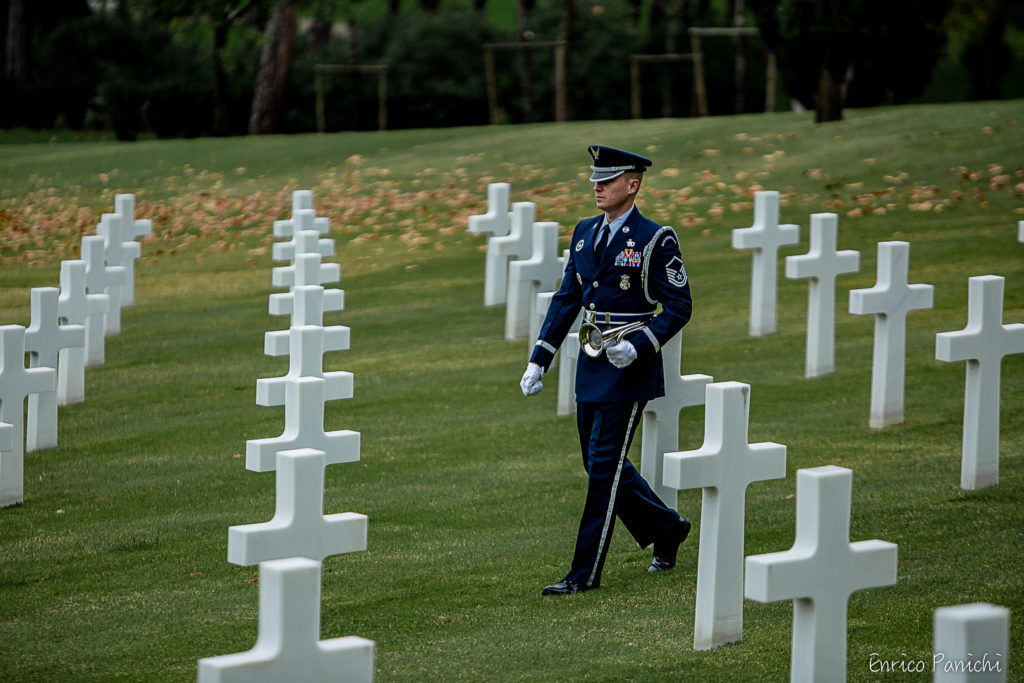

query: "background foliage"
xmin=2 ymin=0 xmax=1023 ymax=138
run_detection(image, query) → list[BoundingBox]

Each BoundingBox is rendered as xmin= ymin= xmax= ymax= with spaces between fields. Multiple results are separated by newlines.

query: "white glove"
xmin=606 ymin=340 xmax=637 ymax=368
xmin=520 ymin=362 xmax=544 ymax=396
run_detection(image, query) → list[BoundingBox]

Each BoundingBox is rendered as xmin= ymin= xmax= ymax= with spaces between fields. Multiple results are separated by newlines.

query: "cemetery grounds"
xmin=0 ymin=99 xmax=1022 ymax=680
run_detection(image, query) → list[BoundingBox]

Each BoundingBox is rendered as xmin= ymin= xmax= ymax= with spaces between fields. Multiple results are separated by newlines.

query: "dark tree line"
xmin=2 ymin=0 xmax=1021 ymax=138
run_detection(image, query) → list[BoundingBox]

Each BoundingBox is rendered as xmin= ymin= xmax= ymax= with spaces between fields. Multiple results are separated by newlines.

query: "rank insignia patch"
xmin=614 ymin=248 xmax=643 ymax=268
xmin=666 ymin=256 xmax=688 ymax=288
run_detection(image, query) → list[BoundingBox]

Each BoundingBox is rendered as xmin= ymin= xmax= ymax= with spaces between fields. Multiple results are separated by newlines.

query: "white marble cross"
xmin=272 ymin=190 xmax=330 ymax=241
xmin=933 ymin=602 xmax=1009 ymax=682
xmin=745 ymin=465 xmax=898 ymax=683
xmin=196 ymin=556 xmax=374 ymax=683
xmin=506 ymin=221 xmax=563 ymax=340
xmin=640 ymin=332 xmax=712 ymax=509
xmin=785 ymin=213 xmax=860 ymax=377
xmin=0 ymin=325 xmax=57 ymax=507
xmin=82 ymin=234 xmax=125 ymax=358
xmin=484 ymin=202 xmax=535 ymax=307
xmin=936 ymin=275 xmax=1024 ymax=490
xmin=274 ymin=214 xmax=335 ymax=264
xmin=468 ymin=182 xmax=511 ymax=238
xmin=272 ymin=252 xmax=340 ymax=291
xmin=732 ymin=191 xmax=799 ymax=336
xmin=228 ymin=448 xmax=367 ymax=566
xmin=557 ymin=333 xmax=579 ymax=416
xmin=266 ymin=286 xmax=349 ymax=357
xmin=530 ymin=249 xmax=570 ymax=353
xmin=24 ymin=288 xmax=85 ymax=452
xmin=257 ymin=326 xmax=353 ymax=407
xmin=56 ymin=260 xmax=109 ymax=404
xmin=849 ymin=242 xmax=933 ymax=428
xmin=663 ymin=381 xmax=784 ymax=650
xmin=97 ymin=212 xmax=141 ymax=325
xmin=113 ymin=193 xmax=152 ymax=306
xmin=246 ymin=377 xmax=360 ymax=473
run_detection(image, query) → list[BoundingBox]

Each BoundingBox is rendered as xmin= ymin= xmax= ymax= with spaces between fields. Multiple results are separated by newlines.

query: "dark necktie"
xmin=594 ymin=223 xmax=610 ymax=263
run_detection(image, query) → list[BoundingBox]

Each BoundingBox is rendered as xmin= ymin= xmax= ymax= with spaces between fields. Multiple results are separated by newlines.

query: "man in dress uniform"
xmin=520 ymin=145 xmax=693 ymax=596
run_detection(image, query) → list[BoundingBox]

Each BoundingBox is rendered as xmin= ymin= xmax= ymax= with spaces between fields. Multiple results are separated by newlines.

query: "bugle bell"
xmin=578 ymin=317 xmax=647 ymax=358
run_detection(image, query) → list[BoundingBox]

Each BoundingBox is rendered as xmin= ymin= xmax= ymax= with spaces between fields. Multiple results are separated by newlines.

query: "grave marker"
xmin=272 ymin=252 xmax=340 ymax=291
xmin=272 ymin=191 xmax=330 ymax=240
xmin=197 ymin=557 xmax=374 ymax=683
xmin=82 ymin=235 xmax=125 ymax=362
xmin=640 ymin=333 xmax=712 ymax=508
xmin=0 ymin=326 xmax=56 ymax=507
xmin=1018 ymin=220 xmax=1023 ymax=243
xmin=246 ymin=377 xmax=360 ymax=473
xmin=784 ymin=213 xmax=860 ymax=377
xmin=934 ymin=602 xmax=1010 ymax=682
xmin=266 ymin=286 xmax=349 ymax=357
xmin=558 ymin=333 xmax=579 ymax=416
xmin=113 ymin=193 xmax=152 ymax=306
xmin=732 ymin=191 xmax=799 ymax=336
xmin=257 ymin=326 xmax=353 ymax=407
xmin=24 ymin=288 xmax=85 ymax=452
xmin=468 ymin=182 xmax=511 ymax=238
xmin=506 ymin=221 xmax=562 ymax=340
xmin=56 ymin=260 xmax=109 ymax=405
xmin=849 ymin=242 xmax=933 ymax=428
xmin=97 ymin=211 xmax=141 ymax=325
xmin=274 ymin=214 xmax=335 ymax=264
xmin=529 ymin=249 xmax=570 ymax=351
xmin=663 ymin=382 xmax=784 ymax=649
xmin=484 ymin=202 xmax=535 ymax=307
xmin=745 ymin=465 xmax=898 ymax=683
xmin=228 ymin=448 xmax=367 ymax=566
xmin=936 ymin=275 xmax=1024 ymax=490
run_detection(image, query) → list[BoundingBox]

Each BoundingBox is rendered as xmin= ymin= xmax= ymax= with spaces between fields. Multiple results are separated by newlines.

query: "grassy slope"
xmin=0 ymin=101 xmax=1022 ymax=681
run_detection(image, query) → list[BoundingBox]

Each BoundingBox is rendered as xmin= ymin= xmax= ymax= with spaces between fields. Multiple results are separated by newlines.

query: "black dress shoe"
xmin=541 ymin=580 xmax=581 ymax=595
xmin=648 ymin=517 xmax=691 ymax=573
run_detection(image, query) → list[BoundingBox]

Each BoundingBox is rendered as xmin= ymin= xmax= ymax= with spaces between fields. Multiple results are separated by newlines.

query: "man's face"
xmin=593 ymin=174 xmax=639 ymax=216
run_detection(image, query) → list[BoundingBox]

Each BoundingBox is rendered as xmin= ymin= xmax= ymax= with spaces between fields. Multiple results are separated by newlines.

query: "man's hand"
xmin=606 ymin=340 xmax=637 ymax=368
xmin=520 ymin=362 xmax=544 ymax=396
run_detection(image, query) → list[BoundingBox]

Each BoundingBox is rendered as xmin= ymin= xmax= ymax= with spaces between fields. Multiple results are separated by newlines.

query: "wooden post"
xmin=630 ymin=56 xmax=641 ymax=119
xmin=482 ymin=42 xmax=566 ymax=126
xmin=628 ymin=54 xmax=694 ymax=119
xmin=316 ymin=70 xmax=326 ymax=133
xmin=690 ymin=34 xmax=708 ymax=117
xmin=314 ymin=64 xmax=388 ymax=132
xmin=765 ymin=51 xmax=777 ymax=113
xmin=485 ymin=45 xmax=498 ymax=125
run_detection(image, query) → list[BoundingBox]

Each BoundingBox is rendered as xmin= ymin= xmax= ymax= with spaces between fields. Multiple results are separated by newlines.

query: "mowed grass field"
xmin=0 ymin=100 xmax=1022 ymax=681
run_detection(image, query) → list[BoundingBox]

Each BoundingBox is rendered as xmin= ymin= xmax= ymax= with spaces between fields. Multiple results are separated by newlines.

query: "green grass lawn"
xmin=0 ymin=101 xmax=1022 ymax=681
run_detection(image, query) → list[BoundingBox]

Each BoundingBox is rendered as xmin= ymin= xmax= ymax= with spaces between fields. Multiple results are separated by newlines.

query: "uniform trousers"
xmin=565 ymin=400 xmax=681 ymax=589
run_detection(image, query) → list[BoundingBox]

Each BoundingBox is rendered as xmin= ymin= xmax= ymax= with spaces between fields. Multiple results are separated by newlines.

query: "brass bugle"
xmin=578 ymin=320 xmax=647 ymax=358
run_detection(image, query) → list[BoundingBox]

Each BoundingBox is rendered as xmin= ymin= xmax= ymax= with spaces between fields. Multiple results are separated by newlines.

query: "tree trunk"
xmin=212 ymin=18 xmax=231 ymax=136
xmin=814 ymin=61 xmax=843 ymax=123
xmin=555 ymin=0 xmax=574 ymax=121
xmin=733 ymin=0 xmax=746 ymax=114
xmin=6 ymin=0 xmax=29 ymax=83
xmin=249 ymin=2 xmax=299 ymax=135
xmin=516 ymin=0 xmax=535 ymax=123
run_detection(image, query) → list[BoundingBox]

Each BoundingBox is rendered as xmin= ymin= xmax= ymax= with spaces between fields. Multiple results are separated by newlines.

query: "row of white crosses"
xmin=198 ymin=190 xmax=374 ymax=683
xmin=661 ymin=380 xmax=1009 ymax=680
xmin=0 ymin=194 xmax=149 ymax=508
xmin=734 ymin=190 xmax=1023 ymax=490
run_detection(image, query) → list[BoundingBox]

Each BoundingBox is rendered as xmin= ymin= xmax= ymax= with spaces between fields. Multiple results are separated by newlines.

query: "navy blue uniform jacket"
xmin=529 ymin=208 xmax=692 ymax=403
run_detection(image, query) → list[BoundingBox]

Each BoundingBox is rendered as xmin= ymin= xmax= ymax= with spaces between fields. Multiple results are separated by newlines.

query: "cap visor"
xmin=589 ymin=169 xmax=625 ymax=182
